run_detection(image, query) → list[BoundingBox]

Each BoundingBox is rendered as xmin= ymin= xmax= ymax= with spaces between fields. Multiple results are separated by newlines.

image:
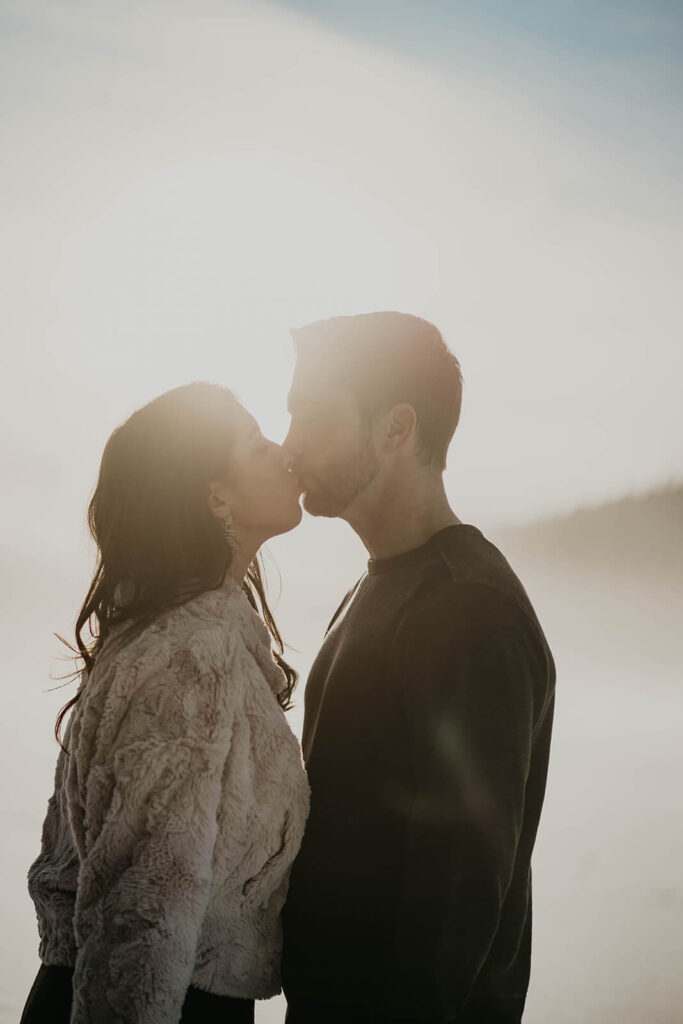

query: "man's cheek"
xmin=308 ymin=434 xmax=330 ymax=462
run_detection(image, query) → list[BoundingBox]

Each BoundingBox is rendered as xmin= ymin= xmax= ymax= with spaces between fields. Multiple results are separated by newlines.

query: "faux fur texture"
xmin=27 ymin=575 xmax=310 ymax=1023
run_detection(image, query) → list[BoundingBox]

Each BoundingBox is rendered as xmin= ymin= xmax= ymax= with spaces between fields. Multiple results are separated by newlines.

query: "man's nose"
xmin=282 ymin=424 xmax=300 ymax=456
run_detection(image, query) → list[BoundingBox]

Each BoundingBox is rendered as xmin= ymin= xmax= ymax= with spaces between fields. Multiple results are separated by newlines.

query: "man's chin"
xmin=301 ymin=489 xmax=346 ymax=519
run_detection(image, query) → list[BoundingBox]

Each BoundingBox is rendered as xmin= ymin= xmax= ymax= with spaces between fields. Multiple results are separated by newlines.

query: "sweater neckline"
xmin=367 ymin=524 xmax=475 ymax=575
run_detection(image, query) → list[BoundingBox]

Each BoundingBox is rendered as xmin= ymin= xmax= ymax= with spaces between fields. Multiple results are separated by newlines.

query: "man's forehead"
xmin=287 ymin=369 xmax=353 ymax=414
xmin=287 ymin=383 xmax=329 ymax=413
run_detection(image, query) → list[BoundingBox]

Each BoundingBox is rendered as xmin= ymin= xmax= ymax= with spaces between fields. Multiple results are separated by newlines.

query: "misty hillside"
xmin=497 ymin=482 xmax=683 ymax=584
xmin=491 ymin=482 xmax=683 ymax=680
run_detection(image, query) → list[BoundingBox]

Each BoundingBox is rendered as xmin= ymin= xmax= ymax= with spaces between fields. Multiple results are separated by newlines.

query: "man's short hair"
xmin=291 ymin=311 xmax=463 ymax=471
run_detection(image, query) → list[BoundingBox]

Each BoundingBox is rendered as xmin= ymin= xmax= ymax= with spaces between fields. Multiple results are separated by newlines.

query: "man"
xmin=281 ymin=312 xmax=555 ymax=1024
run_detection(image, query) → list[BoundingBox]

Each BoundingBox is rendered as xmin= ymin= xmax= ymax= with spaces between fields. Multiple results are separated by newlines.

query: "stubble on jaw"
xmin=301 ymin=434 xmax=379 ymax=518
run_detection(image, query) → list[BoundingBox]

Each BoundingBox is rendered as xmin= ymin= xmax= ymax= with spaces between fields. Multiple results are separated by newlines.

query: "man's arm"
xmin=381 ymin=581 xmax=552 ymax=1022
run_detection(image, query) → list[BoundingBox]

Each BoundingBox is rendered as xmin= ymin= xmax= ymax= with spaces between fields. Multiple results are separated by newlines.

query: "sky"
xmin=1 ymin=0 xmax=681 ymax=576
xmin=2 ymin=3 xmax=682 ymax=1021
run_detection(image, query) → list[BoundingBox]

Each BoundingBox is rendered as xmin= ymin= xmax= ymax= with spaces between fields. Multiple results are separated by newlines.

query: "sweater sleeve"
xmin=69 ymin=639 xmax=238 ymax=1024
xmin=381 ymin=582 xmax=550 ymax=1023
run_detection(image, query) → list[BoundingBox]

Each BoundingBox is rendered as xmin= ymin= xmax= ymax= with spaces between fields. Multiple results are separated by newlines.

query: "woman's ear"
xmin=207 ymin=481 xmax=232 ymax=520
xmin=381 ymin=403 xmax=417 ymax=454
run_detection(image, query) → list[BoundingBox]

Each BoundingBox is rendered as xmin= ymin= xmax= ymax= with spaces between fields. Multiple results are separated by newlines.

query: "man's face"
xmin=284 ymin=372 xmax=379 ymax=518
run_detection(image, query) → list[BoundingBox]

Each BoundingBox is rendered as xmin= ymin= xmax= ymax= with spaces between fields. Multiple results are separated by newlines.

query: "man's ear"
xmin=380 ymin=403 xmax=417 ymax=454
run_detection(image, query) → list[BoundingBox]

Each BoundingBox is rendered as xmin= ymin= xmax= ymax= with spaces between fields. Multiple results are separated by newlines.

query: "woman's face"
xmin=212 ymin=404 xmax=303 ymax=545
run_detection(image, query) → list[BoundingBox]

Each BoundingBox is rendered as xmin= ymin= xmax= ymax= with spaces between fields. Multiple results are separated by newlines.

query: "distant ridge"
xmin=496 ymin=481 xmax=683 ymax=585
xmin=490 ymin=482 xmax=683 ymax=677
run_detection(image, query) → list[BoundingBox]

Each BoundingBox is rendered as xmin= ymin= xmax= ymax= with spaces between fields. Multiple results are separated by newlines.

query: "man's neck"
xmin=343 ymin=473 xmax=461 ymax=560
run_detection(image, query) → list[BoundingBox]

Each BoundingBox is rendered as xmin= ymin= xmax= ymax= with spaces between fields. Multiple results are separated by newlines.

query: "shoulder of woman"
xmin=89 ymin=628 xmax=248 ymax=753
xmin=94 ymin=588 xmax=251 ymax=701
xmin=123 ymin=578 xmax=247 ymax=653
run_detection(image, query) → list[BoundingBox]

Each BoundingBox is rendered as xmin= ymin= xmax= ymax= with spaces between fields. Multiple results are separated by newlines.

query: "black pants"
xmin=285 ymin=997 xmax=425 ymax=1024
xmin=20 ymin=963 xmax=255 ymax=1023
xmin=285 ymin=995 xmax=522 ymax=1024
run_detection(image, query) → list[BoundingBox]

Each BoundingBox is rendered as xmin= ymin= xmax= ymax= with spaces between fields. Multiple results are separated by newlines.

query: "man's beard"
xmin=301 ymin=437 xmax=379 ymax=518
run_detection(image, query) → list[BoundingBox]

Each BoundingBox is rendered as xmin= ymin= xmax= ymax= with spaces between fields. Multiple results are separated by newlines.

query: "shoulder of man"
xmin=391 ymin=576 xmax=555 ymax=737
xmin=414 ymin=523 xmax=549 ymax=639
xmin=397 ymin=575 xmax=535 ymax=646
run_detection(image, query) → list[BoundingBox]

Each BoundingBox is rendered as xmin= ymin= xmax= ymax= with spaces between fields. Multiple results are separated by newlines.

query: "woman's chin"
xmin=289 ymin=501 xmax=304 ymax=530
xmin=270 ymin=500 xmax=303 ymax=538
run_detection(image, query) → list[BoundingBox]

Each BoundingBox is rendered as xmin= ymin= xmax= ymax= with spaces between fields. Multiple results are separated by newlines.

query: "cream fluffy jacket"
xmin=27 ymin=575 xmax=310 ymax=1023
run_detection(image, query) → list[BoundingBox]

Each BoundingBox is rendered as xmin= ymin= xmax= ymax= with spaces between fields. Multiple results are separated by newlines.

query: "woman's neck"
xmin=227 ymin=534 xmax=260 ymax=583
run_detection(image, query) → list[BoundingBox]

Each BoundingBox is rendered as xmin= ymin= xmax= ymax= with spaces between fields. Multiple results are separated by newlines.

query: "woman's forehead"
xmin=230 ymin=402 xmax=260 ymax=437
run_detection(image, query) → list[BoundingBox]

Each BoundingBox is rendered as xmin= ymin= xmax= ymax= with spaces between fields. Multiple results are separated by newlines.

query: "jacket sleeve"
xmin=69 ymin=639 xmax=238 ymax=1024
xmin=381 ymin=582 xmax=551 ymax=1022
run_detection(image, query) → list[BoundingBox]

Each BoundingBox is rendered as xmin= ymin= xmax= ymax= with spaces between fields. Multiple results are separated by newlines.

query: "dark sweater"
xmin=282 ymin=524 xmax=556 ymax=1023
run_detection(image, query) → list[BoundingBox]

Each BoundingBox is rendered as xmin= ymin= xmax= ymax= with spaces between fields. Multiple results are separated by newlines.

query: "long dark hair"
xmin=55 ymin=382 xmax=297 ymax=752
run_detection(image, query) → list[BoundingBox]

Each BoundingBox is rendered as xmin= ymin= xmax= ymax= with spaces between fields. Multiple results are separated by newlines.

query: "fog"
xmin=5 ymin=486 xmax=682 ymax=1023
xmin=2 ymin=1 xmax=681 ymax=1021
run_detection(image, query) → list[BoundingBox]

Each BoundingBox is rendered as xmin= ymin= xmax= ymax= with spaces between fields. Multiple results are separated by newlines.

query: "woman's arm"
xmin=69 ymin=639 xmax=238 ymax=1024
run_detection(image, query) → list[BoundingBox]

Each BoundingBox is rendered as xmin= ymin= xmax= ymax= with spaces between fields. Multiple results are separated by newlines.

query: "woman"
xmin=21 ymin=382 xmax=310 ymax=1024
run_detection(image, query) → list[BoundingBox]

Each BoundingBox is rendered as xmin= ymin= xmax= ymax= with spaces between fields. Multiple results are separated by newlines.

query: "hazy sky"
xmin=1 ymin=0 xmax=681 ymax=566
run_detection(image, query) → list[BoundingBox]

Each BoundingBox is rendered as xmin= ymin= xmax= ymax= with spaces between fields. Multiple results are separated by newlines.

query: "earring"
xmin=223 ymin=511 xmax=233 ymax=539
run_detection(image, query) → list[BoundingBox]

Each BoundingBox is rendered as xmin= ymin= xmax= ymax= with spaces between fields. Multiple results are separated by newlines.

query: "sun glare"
xmin=51 ymin=150 xmax=439 ymax=439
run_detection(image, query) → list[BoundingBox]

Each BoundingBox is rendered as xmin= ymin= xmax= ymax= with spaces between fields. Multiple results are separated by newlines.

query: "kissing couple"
xmin=22 ymin=312 xmax=555 ymax=1024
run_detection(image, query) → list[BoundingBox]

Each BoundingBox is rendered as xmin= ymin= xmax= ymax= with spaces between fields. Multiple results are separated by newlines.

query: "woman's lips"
xmin=288 ymin=470 xmax=304 ymax=494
